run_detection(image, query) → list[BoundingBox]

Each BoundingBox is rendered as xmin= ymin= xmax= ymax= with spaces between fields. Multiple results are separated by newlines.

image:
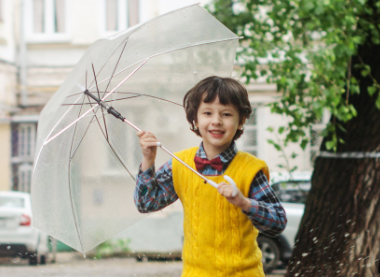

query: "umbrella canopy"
xmin=31 ymin=4 xmax=239 ymax=254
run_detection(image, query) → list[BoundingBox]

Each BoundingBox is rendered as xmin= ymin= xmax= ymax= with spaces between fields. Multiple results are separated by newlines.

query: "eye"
xmin=222 ymin=113 xmax=232 ymax=117
xmin=204 ymin=112 xmax=212 ymax=116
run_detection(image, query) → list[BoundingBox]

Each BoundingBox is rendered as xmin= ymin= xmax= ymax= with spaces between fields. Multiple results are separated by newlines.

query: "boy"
xmin=135 ymin=76 xmax=287 ymax=276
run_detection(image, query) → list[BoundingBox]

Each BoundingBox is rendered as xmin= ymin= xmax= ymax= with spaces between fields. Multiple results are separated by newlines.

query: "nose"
xmin=211 ymin=114 xmax=222 ymax=125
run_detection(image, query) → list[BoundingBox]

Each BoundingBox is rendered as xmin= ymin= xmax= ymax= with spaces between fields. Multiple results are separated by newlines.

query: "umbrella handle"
xmin=203 ymin=176 xmax=239 ymax=197
xmin=223 ymin=175 xmax=239 ymax=197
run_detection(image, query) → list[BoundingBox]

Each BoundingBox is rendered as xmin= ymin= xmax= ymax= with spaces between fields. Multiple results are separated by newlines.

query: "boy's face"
xmin=195 ymin=95 xmax=244 ymax=159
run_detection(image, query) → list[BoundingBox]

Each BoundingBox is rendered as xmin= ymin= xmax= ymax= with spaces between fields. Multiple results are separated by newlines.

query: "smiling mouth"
xmin=209 ymin=130 xmax=225 ymax=136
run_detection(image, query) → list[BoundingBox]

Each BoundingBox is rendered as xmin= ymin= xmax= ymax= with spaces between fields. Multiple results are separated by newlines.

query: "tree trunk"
xmin=285 ymin=45 xmax=380 ymax=276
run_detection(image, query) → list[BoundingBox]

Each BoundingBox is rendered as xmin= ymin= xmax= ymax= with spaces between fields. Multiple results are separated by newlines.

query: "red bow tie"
xmin=194 ymin=156 xmax=223 ymax=171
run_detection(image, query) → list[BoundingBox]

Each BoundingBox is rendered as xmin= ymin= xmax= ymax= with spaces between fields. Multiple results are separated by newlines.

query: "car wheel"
xmin=39 ymin=255 xmax=47 ymax=265
xmin=29 ymin=254 xmax=38 ymax=266
xmin=257 ymin=236 xmax=280 ymax=274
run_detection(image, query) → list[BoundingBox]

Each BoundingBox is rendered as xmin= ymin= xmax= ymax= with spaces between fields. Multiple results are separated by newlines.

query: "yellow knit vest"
xmin=172 ymin=147 xmax=269 ymax=277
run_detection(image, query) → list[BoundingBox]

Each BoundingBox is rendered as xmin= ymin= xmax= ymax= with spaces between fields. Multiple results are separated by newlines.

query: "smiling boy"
xmin=135 ymin=76 xmax=287 ymax=276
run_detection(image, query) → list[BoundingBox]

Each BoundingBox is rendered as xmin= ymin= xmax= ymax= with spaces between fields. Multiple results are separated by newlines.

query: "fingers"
xmin=138 ymin=131 xmax=159 ymax=147
xmin=137 ymin=131 xmax=159 ymax=170
xmin=136 ymin=130 xmax=145 ymax=138
xmin=217 ymin=182 xmax=235 ymax=198
xmin=218 ymin=182 xmax=245 ymax=210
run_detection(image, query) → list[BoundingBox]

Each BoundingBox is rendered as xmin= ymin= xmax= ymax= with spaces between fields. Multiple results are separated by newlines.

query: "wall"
xmin=0 ymin=122 xmax=11 ymax=191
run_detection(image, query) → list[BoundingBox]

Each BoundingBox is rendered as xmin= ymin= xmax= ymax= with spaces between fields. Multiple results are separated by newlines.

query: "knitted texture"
xmin=172 ymin=147 xmax=268 ymax=277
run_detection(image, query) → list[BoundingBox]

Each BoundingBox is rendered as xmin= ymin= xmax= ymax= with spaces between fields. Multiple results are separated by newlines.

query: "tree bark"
xmin=285 ymin=41 xmax=380 ymax=276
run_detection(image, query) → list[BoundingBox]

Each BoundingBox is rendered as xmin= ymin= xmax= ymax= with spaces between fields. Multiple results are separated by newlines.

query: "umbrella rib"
xmin=33 ymin=92 xmax=87 ymax=171
xmin=43 ymin=36 xmax=236 ymax=146
xmin=148 ymin=37 xmax=239 ymax=61
xmin=69 ymin=110 xmax=106 ymax=160
xmin=87 ymin=36 xmax=129 ymax=89
xmin=91 ymin=64 xmax=101 ymax=100
xmin=103 ymin=39 xmax=129 ymax=100
xmin=66 ymin=107 xmax=134 ymax=179
xmin=67 ymin=94 xmax=87 ymax=255
xmin=105 ymin=140 xmax=136 ymax=181
xmin=44 ymin=103 xmax=100 ymax=146
xmin=63 ymin=94 xmax=183 ymax=107
xmin=94 ymin=39 xmax=129 ymax=140
xmin=87 ymin=94 xmax=109 ymax=141
xmin=99 ymin=59 xmax=148 ymax=102
xmin=91 ymin=63 xmax=110 ymax=140
xmin=43 ymin=60 xmax=147 ymax=146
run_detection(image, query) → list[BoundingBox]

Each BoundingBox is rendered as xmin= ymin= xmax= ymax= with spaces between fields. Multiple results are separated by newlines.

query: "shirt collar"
xmin=196 ymin=142 xmax=237 ymax=163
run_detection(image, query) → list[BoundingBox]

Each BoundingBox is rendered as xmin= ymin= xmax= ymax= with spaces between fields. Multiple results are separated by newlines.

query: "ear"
xmin=238 ymin=117 xmax=247 ymax=130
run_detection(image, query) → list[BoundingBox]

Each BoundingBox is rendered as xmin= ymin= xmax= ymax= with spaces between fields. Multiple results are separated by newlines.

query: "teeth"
xmin=210 ymin=131 xmax=223 ymax=134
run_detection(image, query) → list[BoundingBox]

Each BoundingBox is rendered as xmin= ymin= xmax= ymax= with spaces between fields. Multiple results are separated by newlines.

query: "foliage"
xmin=94 ymin=238 xmax=131 ymax=259
xmin=207 ymin=0 xmax=380 ymax=151
xmin=267 ymin=126 xmax=299 ymax=172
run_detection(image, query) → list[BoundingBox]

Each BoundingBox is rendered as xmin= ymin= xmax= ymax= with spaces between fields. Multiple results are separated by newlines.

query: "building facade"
xmin=0 ymin=0 xmax=323 ymax=193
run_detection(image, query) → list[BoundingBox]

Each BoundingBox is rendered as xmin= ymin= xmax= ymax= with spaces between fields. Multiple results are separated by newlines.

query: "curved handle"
xmin=223 ymin=175 xmax=239 ymax=197
xmin=205 ymin=176 xmax=238 ymax=197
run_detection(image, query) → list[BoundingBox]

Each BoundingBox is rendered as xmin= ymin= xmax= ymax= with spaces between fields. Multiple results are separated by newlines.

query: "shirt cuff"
xmin=138 ymin=164 xmax=156 ymax=178
xmin=242 ymin=198 xmax=259 ymax=218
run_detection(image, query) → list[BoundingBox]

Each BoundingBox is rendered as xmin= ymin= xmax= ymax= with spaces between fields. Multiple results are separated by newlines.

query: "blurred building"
xmin=0 ymin=0 xmax=325 ymax=194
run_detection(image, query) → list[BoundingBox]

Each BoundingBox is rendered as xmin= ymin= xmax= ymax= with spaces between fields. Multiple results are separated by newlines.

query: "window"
xmin=18 ymin=164 xmax=33 ymax=193
xmin=12 ymin=123 xmax=36 ymax=158
xmin=0 ymin=0 xmax=3 ymax=22
xmin=11 ymin=121 xmax=37 ymax=193
xmin=237 ymin=107 xmax=258 ymax=156
xmin=25 ymin=0 xmax=69 ymax=41
xmin=33 ymin=0 xmax=66 ymax=33
xmin=105 ymin=0 xmax=129 ymax=32
xmin=102 ymin=0 xmax=139 ymax=34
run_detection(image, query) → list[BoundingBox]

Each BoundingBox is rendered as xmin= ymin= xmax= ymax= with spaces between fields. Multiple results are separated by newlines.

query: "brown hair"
xmin=183 ymin=76 xmax=252 ymax=140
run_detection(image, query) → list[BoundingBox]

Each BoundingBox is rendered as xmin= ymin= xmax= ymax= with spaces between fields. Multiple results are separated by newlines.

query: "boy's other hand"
xmin=217 ymin=183 xmax=251 ymax=212
xmin=137 ymin=131 xmax=159 ymax=171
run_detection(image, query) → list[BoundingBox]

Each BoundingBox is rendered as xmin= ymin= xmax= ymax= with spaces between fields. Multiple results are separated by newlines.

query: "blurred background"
xmin=0 ymin=0 xmax=326 ymax=275
xmin=0 ymin=0 xmax=319 ymax=195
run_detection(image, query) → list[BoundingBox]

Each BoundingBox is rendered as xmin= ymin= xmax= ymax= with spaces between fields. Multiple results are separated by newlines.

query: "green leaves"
xmin=368 ymin=84 xmax=378 ymax=96
xmin=376 ymin=94 xmax=380 ymax=109
xmin=209 ymin=0 xmax=380 ymax=153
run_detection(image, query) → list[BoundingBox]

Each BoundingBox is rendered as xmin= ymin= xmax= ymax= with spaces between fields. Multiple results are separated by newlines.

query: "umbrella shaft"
xmin=121 ymin=113 xmax=217 ymax=188
xmin=159 ymin=145 xmax=209 ymax=183
xmin=84 ymin=89 xmax=126 ymax=121
xmin=123 ymin=118 xmax=141 ymax=132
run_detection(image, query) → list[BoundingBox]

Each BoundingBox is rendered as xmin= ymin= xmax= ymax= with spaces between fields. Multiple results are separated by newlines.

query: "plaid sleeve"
xmin=134 ymin=159 xmax=178 ymax=213
xmin=243 ymin=171 xmax=288 ymax=237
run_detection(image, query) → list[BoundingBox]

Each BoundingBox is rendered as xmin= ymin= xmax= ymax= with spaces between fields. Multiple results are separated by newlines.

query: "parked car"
xmin=0 ymin=191 xmax=49 ymax=265
xmin=258 ymin=171 xmax=311 ymax=273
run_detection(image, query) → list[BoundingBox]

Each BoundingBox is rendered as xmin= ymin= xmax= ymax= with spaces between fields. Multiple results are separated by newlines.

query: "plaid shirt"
xmin=134 ymin=142 xmax=287 ymax=237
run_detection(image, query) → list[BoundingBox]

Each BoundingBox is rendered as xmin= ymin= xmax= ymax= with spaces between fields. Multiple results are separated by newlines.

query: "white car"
xmin=0 ymin=191 xmax=49 ymax=265
xmin=257 ymin=172 xmax=311 ymax=273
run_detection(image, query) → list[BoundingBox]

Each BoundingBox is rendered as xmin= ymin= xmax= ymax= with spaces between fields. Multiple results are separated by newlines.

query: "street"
xmin=0 ymin=252 xmax=286 ymax=277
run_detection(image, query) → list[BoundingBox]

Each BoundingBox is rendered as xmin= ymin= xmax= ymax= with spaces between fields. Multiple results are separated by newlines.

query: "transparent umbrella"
xmin=31 ymin=4 xmax=239 ymax=254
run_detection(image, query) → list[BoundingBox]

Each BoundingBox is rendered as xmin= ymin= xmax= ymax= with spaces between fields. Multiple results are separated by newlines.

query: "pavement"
xmin=0 ymin=252 xmax=286 ymax=277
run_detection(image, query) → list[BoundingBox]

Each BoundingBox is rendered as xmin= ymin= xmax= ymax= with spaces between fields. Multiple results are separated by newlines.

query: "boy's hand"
xmin=137 ymin=131 xmax=159 ymax=172
xmin=217 ymin=183 xmax=251 ymax=212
